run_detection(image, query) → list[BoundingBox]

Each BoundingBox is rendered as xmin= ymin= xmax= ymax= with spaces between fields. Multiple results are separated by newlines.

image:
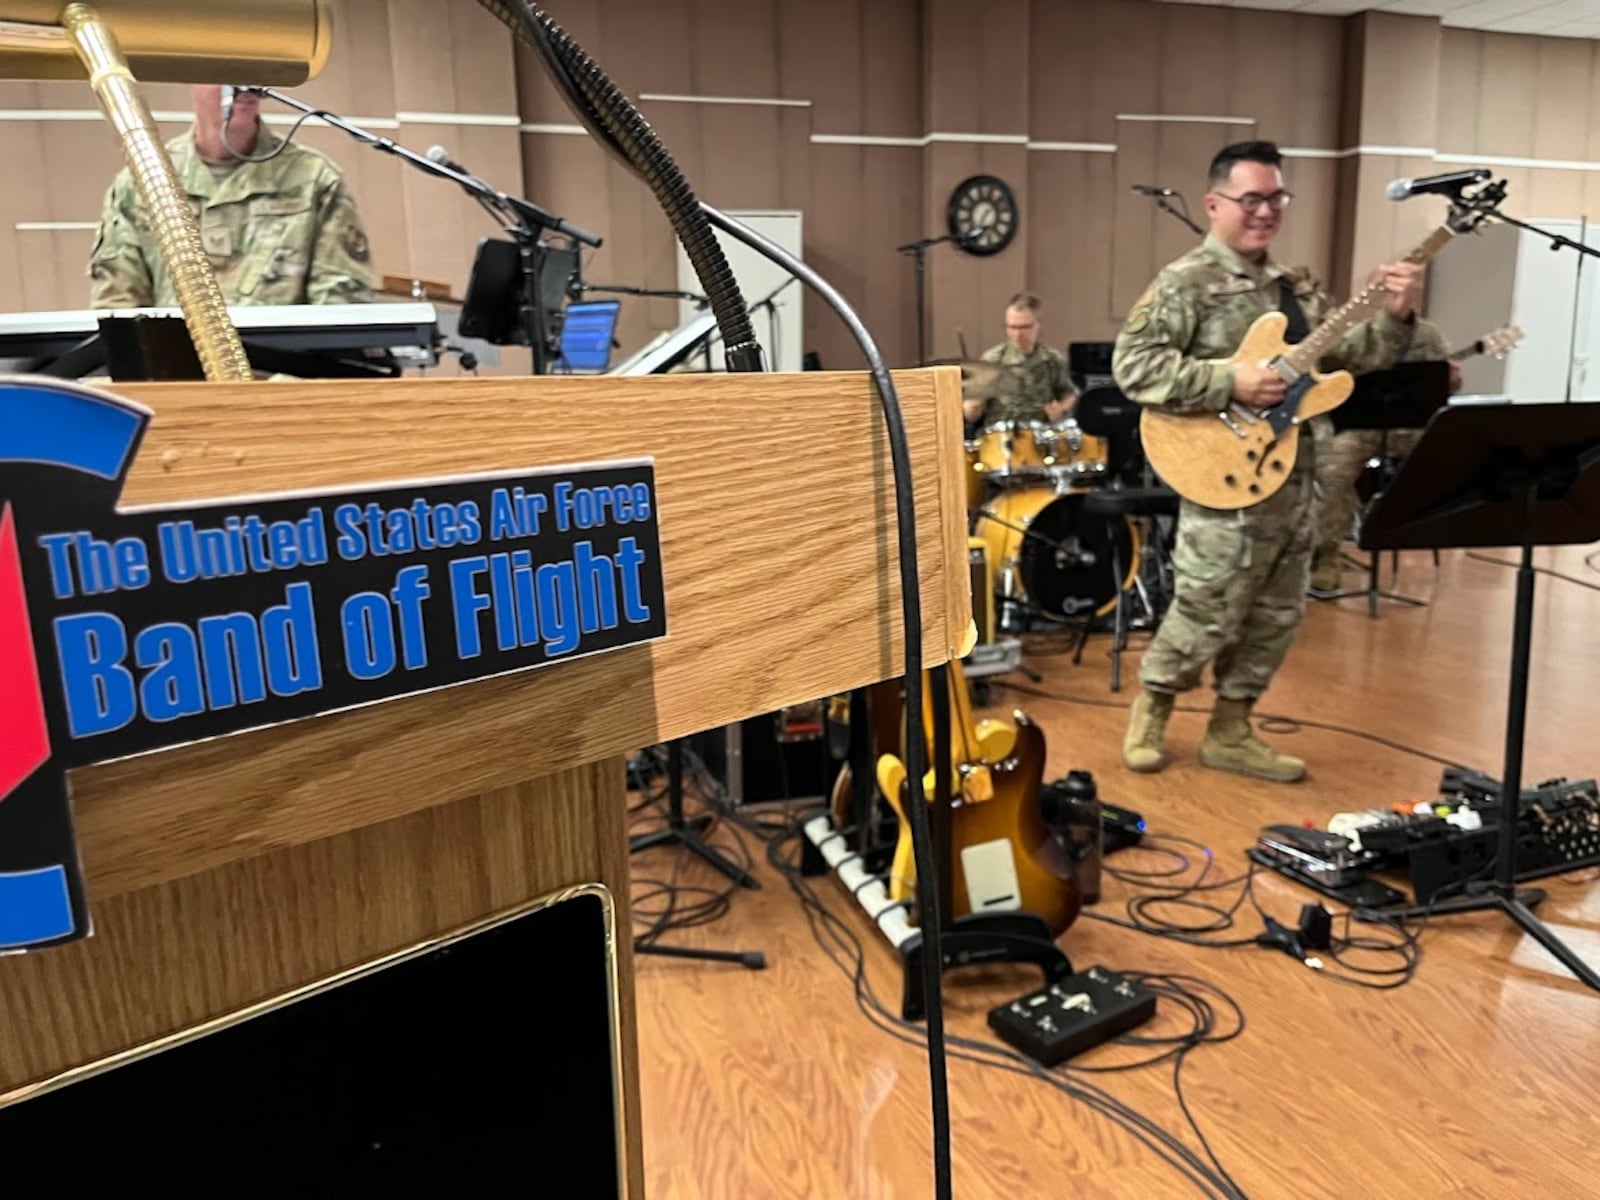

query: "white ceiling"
xmin=1145 ymin=0 xmax=1600 ymax=40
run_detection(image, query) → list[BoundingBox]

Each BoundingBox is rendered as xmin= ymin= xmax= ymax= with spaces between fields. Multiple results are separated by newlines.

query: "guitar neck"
xmin=1447 ymin=343 xmax=1479 ymax=363
xmin=1283 ymin=225 xmax=1457 ymax=375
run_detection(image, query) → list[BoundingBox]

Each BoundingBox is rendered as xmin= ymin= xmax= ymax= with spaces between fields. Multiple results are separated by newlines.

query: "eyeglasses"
xmin=1212 ymin=190 xmax=1293 ymax=214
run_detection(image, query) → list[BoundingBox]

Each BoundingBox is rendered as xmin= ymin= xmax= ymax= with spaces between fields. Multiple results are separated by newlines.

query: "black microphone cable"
xmin=474 ymin=4 xmax=954 ymax=1197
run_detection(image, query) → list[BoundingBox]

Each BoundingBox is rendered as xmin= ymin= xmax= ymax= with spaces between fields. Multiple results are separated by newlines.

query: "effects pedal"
xmin=987 ymin=966 xmax=1157 ymax=1067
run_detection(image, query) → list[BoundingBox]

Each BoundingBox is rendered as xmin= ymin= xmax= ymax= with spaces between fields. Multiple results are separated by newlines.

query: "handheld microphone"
xmin=1386 ymin=168 xmax=1490 ymax=202
xmin=1131 ymin=184 xmax=1174 ymax=197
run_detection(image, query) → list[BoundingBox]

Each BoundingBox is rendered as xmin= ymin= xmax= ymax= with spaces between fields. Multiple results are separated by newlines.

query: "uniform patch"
xmin=343 ymin=227 xmax=370 ymax=264
xmin=1125 ymin=305 xmax=1153 ymax=335
xmin=202 ymin=225 xmax=234 ymax=259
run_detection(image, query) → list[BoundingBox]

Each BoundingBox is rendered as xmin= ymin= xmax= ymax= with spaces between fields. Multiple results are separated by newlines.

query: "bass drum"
xmin=973 ymin=488 xmax=1141 ymax=620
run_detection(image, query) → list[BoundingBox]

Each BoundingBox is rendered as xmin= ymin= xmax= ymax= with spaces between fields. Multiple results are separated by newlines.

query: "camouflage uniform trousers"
xmin=1140 ymin=448 xmax=1318 ymax=701
xmin=1312 ymin=427 xmax=1422 ymax=567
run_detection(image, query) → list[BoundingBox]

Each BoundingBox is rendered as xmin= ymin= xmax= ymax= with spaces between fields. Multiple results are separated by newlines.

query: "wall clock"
xmin=947 ymin=175 xmax=1018 ymax=256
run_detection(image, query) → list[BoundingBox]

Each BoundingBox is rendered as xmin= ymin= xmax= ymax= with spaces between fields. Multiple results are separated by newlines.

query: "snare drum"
xmin=972 ymin=487 xmax=1141 ymax=619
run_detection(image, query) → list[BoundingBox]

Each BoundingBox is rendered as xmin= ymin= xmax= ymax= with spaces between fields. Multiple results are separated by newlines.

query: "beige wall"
xmin=2 ymin=0 xmax=1599 ymax=372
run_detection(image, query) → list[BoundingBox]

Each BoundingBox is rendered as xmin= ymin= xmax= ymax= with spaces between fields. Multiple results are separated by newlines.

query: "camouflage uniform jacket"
xmin=1398 ymin=319 xmax=1448 ymax=365
xmin=89 ymin=128 xmax=374 ymax=309
xmin=978 ymin=340 xmax=1072 ymax=424
xmin=1112 ymin=234 xmax=1411 ymax=425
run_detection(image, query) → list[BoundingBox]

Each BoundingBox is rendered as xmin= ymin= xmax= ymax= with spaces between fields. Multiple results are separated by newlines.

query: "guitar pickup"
xmin=1219 ymin=409 xmax=1249 ymax=438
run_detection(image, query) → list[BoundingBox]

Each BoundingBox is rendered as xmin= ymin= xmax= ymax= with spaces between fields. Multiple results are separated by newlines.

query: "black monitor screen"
xmin=560 ymin=301 xmax=622 ymax=373
xmin=0 ymin=889 xmax=624 ymax=1193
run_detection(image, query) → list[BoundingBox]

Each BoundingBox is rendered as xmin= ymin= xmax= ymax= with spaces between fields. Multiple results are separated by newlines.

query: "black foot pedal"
xmin=987 ymin=966 xmax=1157 ymax=1067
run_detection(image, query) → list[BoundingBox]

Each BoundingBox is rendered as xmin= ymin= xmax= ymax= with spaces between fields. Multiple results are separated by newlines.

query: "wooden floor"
xmin=629 ymin=546 xmax=1600 ymax=1200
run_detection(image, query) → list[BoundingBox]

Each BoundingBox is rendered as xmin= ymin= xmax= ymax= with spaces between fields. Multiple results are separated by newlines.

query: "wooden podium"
xmin=0 ymin=368 xmax=970 ymax=1193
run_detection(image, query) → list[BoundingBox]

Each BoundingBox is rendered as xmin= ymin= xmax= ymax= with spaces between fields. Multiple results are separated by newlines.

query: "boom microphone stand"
xmin=1453 ymin=178 xmax=1600 ymax=402
xmin=1131 ymin=185 xmax=1205 ymax=237
xmin=897 ymin=232 xmax=975 ymax=366
xmin=241 ymin=87 xmax=602 ymax=373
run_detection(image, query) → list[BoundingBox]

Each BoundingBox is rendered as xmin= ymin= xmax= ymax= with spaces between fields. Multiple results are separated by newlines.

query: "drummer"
xmin=963 ymin=293 xmax=1077 ymax=431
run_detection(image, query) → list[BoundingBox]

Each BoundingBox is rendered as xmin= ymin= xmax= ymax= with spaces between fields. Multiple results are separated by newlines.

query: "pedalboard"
xmin=987 ymin=966 xmax=1157 ymax=1067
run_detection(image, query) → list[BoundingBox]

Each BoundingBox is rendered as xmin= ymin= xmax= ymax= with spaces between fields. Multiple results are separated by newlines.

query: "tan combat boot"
xmin=1199 ymin=697 xmax=1306 ymax=783
xmin=1122 ymin=689 xmax=1175 ymax=773
xmin=1309 ymin=550 xmax=1341 ymax=594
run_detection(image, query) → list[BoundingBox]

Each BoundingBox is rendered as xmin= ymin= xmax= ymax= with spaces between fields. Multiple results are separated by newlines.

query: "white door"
xmin=1508 ymin=220 xmax=1583 ymax=403
xmin=1570 ymin=218 xmax=1600 ymax=402
xmin=675 ymin=210 xmax=804 ymax=374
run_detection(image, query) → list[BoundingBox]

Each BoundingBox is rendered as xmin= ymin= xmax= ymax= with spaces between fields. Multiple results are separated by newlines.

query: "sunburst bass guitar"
xmin=1140 ymin=206 xmax=1489 ymax=511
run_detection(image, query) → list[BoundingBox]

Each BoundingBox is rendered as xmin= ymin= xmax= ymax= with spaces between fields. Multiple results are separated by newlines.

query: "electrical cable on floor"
xmin=1465 ymin=549 xmax=1600 ymax=594
xmin=1082 ymin=837 xmax=1423 ymax=991
xmin=480 ymin=6 xmax=955 ymax=1193
xmin=627 ymin=755 xmax=757 ymax=949
xmin=992 ymin=679 xmax=1468 ymax=770
xmin=752 ymin=811 xmax=1250 ymax=1200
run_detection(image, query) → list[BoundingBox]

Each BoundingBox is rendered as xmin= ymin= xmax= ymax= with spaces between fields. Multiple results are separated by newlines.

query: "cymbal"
xmin=927 ymin=358 xmax=1021 ymax=402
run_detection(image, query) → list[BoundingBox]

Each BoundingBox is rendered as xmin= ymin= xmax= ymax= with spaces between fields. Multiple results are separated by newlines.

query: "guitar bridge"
xmin=1219 ymin=407 xmax=1257 ymax=438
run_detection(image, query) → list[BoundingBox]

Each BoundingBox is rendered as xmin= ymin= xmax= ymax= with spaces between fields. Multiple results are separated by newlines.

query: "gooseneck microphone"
xmin=1386 ymin=168 xmax=1491 ymax=202
xmin=1131 ymin=183 xmax=1174 ymax=197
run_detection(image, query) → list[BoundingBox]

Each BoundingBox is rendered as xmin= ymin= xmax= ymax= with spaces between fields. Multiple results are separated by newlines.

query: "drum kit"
xmin=952 ymin=360 xmax=1143 ymax=628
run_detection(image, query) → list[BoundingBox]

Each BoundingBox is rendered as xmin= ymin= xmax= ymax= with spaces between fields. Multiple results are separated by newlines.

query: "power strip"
xmin=987 ymin=966 xmax=1157 ymax=1067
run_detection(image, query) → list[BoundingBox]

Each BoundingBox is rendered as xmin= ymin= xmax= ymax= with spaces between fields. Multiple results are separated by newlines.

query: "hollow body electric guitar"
xmin=1141 ymin=210 xmax=1487 ymax=510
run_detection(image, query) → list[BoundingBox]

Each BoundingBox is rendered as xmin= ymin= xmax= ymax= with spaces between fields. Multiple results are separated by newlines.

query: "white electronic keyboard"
xmin=0 ymin=302 xmax=441 ymax=379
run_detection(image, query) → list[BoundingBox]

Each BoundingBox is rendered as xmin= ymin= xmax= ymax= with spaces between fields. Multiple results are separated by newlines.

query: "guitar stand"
xmin=899 ymin=914 xmax=1073 ymax=1020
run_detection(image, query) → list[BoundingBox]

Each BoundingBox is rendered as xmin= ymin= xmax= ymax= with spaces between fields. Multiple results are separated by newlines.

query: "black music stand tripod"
xmin=630 ymin=740 xmax=765 ymax=969
xmin=1358 ymin=400 xmax=1600 ymax=992
xmin=1316 ymin=361 xmax=1451 ymax=615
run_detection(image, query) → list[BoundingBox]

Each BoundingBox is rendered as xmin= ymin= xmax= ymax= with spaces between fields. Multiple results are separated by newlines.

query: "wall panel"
xmin=1 ymin=1 xmax=1598 ymax=377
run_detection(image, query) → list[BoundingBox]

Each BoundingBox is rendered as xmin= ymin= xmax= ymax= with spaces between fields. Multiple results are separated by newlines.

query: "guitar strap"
xmin=1275 ymin=275 xmax=1310 ymax=345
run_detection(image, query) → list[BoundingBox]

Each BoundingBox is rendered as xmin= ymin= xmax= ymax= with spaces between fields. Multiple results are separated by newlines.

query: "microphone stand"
xmin=897 ymin=233 xmax=968 ymax=366
xmin=1134 ymin=190 xmax=1204 ymax=237
xmin=244 ymin=87 xmax=603 ymax=375
xmin=748 ymin=275 xmax=800 ymax=371
xmin=1456 ymin=182 xmax=1600 ymax=403
xmin=1159 ymin=196 xmax=1205 ymax=237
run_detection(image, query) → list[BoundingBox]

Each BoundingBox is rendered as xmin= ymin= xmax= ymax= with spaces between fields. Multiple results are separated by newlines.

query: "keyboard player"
xmin=88 ymin=85 xmax=374 ymax=309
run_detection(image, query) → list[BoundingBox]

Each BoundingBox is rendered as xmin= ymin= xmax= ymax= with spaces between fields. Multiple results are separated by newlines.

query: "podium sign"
xmin=0 ymin=379 xmax=667 ymax=951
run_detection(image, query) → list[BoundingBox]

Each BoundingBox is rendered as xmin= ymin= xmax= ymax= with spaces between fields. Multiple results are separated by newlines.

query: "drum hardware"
xmin=973 ymin=490 xmax=1142 ymax=635
xmin=1067 ymin=487 xmax=1180 ymax=692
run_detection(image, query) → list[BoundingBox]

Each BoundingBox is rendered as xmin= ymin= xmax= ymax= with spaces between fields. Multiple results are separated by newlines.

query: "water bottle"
xmin=1060 ymin=770 xmax=1103 ymax=905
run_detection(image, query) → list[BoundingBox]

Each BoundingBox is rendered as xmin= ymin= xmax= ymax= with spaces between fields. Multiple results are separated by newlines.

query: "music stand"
xmin=1358 ymin=400 xmax=1600 ymax=991
xmin=1317 ymin=361 xmax=1451 ymax=615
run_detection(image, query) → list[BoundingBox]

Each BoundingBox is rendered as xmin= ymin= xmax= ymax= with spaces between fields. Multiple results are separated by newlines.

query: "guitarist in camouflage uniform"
xmin=1112 ymin=141 xmax=1423 ymax=783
